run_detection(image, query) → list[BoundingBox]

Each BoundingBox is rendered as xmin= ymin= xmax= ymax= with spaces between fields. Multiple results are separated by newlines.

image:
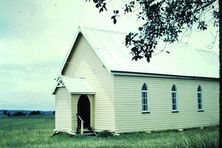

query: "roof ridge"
xmin=80 ymin=25 xmax=129 ymax=35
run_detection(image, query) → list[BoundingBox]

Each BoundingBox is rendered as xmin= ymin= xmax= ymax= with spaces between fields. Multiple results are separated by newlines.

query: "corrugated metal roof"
xmin=52 ymin=76 xmax=95 ymax=95
xmin=60 ymin=27 xmax=219 ymax=79
xmin=80 ymin=27 xmax=219 ymax=78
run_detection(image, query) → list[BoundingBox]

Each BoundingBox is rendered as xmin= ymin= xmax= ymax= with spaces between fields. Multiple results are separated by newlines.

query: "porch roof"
xmin=52 ymin=76 xmax=95 ymax=95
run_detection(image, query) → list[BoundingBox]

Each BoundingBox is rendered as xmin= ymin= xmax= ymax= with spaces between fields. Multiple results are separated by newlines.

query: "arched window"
xmin=197 ymin=85 xmax=203 ymax=110
xmin=171 ymin=85 xmax=178 ymax=111
xmin=141 ymin=83 xmax=149 ymax=112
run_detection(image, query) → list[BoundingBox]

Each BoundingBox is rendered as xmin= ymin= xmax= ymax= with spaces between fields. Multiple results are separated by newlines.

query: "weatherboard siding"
xmin=114 ymin=76 xmax=219 ymax=133
xmin=63 ymin=34 xmax=115 ymax=132
xmin=55 ymin=88 xmax=72 ymax=132
xmin=70 ymin=95 xmax=78 ymax=132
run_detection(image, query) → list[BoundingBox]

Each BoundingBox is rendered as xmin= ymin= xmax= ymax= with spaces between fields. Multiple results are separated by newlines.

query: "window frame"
xmin=171 ymin=85 xmax=179 ymax=113
xmin=197 ymin=85 xmax=204 ymax=112
xmin=141 ymin=83 xmax=150 ymax=113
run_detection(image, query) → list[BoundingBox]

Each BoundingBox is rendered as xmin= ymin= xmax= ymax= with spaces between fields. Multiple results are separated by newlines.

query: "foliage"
xmin=89 ymin=0 xmax=107 ymax=13
xmin=3 ymin=110 xmax=7 ymax=116
xmin=97 ymin=130 xmax=113 ymax=138
xmin=88 ymin=0 xmax=219 ymax=62
xmin=6 ymin=112 xmax=11 ymax=117
xmin=29 ymin=111 xmax=42 ymax=116
xmin=0 ymin=116 xmax=219 ymax=147
xmin=12 ymin=111 xmax=26 ymax=116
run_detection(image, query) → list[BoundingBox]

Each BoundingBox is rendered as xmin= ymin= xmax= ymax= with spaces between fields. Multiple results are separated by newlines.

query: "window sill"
xmin=142 ymin=111 xmax=150 ymax=114
xmin=172 ymin=110 xmax=179 ymax=113
xmin=198 ymin=110 xmax=204 ymax=112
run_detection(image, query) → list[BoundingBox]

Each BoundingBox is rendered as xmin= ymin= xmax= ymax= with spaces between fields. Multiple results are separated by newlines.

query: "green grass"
xmin=0 ymin=116 xmax=219 ymax=148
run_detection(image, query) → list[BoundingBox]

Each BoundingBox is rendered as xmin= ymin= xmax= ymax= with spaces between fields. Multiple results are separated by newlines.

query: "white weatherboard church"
xmin=52 ymin=27 xmax=219 ymax=135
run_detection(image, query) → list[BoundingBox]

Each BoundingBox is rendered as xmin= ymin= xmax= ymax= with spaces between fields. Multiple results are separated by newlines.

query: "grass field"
xmin=0 ymin=116 xmax=219 ymax=148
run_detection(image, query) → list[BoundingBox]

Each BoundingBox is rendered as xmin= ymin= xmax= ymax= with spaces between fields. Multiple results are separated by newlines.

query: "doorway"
xmin=77 ymin=95 xmax=90 ymax=129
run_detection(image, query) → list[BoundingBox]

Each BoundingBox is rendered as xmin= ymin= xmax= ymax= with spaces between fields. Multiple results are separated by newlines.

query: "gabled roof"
xmin=52 ymin=76 xmax=95 ymax=95
xmin=60 ymin=27 xmax=219 ymax=79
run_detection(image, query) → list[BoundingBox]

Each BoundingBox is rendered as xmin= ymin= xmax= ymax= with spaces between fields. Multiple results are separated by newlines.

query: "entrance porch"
xmin=53 ymin=76 xmax=95 ymax=135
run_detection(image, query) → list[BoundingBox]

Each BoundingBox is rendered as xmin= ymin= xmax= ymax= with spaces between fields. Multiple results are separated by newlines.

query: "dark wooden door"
xmin=77 ymin=95 xmax=90 ymax=129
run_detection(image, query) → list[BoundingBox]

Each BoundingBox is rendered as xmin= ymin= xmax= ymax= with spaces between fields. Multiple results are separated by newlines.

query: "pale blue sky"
xmin=0 ymin=0 xmax=219 ymax=110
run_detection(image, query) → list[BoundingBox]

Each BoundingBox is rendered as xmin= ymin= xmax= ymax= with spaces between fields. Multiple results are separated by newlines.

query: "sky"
xmin=0 ymin=0 xmax=219 ymax=111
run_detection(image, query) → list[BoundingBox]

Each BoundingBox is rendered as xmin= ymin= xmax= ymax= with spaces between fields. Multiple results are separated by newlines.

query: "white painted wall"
xmin=55 ymin=87 xmax=72 ymax=132
xmin=114 ymin=75 xmax=219 ymax=133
